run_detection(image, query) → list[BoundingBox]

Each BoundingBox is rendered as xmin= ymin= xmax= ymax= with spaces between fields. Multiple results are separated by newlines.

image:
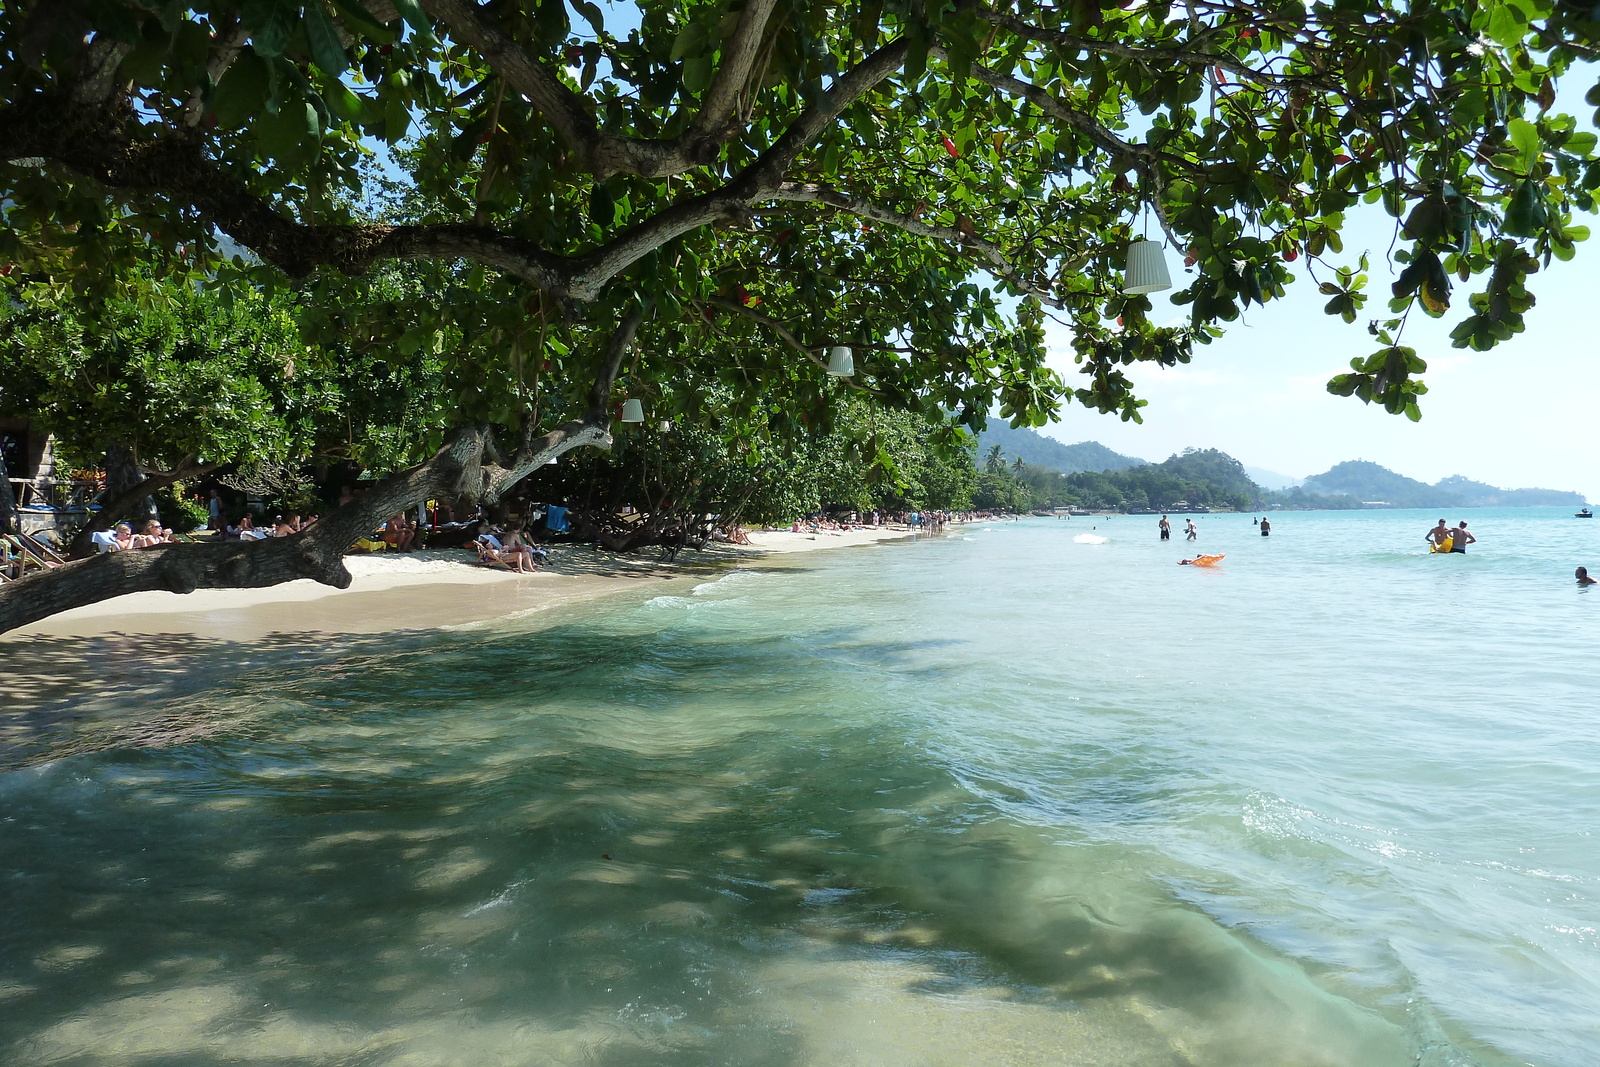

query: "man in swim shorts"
xmin=1259 ymin=517 xmax=1271 ymax=536
xmin=1185 ymin=518 xmax=1198 ymax=541
xmin=1425 ymin=519 xmax=1451 ymax=549
xmin=1451 ymin=521 xmax=1476 ymax=553
xmin=1159 ymin=515 xmax=1170 ymax=541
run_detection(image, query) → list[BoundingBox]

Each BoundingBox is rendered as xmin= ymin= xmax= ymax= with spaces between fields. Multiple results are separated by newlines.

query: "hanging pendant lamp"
xmin=620 ymin=398 xmax=645 ymax=422
xmin=1124 ymin=239 xmax=1172 ymax=295
xmin=826 ymin=346 xmax=855 ymax=377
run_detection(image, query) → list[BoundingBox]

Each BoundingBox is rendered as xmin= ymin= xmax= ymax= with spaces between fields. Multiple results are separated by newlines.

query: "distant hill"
xmin=1301 ymin=461 xmax=1449 ymax=508
xmin=976 ymin=423 xmax=1147 ymax=473
xmin=1301 ymin=461 xmax=1588 ymax=508
xmin=1245 ymin=466 xmax=1303 ymax=491
xmin=1149 ymin=448 xmax=1262 ymax=506
xmin=1433 ymin=476 xmax=1587 ymax=508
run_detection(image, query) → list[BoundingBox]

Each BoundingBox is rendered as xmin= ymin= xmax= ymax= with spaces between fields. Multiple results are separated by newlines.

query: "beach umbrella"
xmin=620 ymin=398 xmax=645 ymax=422
xmin=1123 ymin=239 xmax=1172 ymax=294
xmin=826 ymin=346 xmax=854 ymax=377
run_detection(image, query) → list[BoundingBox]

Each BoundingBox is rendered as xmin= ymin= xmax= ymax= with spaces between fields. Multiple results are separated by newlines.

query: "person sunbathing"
xmin=498 ymin=530 xmax=542 ymax=573
xmin=132 ymin=519 xmax=177 ymax=548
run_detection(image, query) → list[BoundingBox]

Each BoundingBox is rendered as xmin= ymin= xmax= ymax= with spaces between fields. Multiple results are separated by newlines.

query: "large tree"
xmin=1 ymin=0 xmax=1597 ymax=631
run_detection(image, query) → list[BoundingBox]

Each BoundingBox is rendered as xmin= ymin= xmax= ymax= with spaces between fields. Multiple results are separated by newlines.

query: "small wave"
xmin=1073 ymin=534 xmax=1109 ymax=545
xmin=691 ymin=569 xmax=763 ymax=596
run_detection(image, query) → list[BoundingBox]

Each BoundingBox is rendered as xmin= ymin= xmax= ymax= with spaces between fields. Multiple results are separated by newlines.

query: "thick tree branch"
xmin=688 ymin=0 xmax=781 ymax=143
xmin=419 ymin=0 xmax=778 ymax=179
xmin=419 ymin=0 xmax=606 ymax=168
xmin=0 ymin=37 xmax=907 ymax=305
xmin=72 ymin=38 xmax=133 ymax=106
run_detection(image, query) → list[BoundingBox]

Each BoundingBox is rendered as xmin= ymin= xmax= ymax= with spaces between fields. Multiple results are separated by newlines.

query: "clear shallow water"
xmin=2 ymin=508 xmax=1598 ymax=1066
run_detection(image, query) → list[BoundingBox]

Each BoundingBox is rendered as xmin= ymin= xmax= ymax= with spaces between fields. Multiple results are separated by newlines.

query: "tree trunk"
xmin=105 ymin=440 xmax=157 ymax=523
xmin=0 ymin=306 xmax=641 ymax=634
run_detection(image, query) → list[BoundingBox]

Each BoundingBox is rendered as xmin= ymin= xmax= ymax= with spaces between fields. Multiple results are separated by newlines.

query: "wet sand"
xmin=2 ymin=526 xmax=916 ymax=643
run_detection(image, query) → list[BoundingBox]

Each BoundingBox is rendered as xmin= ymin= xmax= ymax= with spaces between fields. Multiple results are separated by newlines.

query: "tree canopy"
xmin=2 ymin=0 xmax=1599 ymax=630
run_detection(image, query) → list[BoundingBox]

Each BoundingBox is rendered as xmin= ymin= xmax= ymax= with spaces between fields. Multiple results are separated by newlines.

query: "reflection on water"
xmin=3 ymin=510 xmax=1597 ymax=1066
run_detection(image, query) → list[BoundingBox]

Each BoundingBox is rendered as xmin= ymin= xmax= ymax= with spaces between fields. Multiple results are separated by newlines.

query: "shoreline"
xmin=2 ymin=524 xmax=924 ymax=644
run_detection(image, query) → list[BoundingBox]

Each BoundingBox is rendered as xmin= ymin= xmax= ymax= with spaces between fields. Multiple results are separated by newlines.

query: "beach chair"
xmin=1 ymin=534 xmax=60 ymax=575
xmin=16 ymin=532 xmax=67 ymax=565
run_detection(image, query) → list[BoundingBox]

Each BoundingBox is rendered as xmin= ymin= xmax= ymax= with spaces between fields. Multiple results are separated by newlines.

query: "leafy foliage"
xmin=2 ymin=0 xmax=1597 ymax=447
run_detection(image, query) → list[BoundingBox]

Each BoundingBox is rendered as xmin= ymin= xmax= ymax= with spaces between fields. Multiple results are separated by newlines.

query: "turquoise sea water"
xmin=2 ymin=507 xmax=1598 ymax=1066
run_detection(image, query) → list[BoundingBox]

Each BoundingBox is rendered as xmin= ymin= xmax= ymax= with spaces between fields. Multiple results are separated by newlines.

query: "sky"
xmin=1035 ymin=206 xmax=1600 ymax=498
xmin=1035 ymin=70 xmax=1600 ymax=501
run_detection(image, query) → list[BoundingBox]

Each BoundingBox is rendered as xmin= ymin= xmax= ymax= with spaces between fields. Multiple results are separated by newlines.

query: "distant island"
xmin=1297 ymin=461 xmax=1588 ymax=509
xmin=977 ymin=427 xmax=1590 ymax=512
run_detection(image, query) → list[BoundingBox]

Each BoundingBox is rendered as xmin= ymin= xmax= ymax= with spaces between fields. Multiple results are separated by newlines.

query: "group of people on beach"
xmin=92 ymin=518 xmax=180 ymax=551
xmin=473 ymin=522 xmax=547 ymax=573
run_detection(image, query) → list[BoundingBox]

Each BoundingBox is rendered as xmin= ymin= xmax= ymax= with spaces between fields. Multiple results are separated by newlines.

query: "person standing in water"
xmin=1259 ymin=517 xmax=1271 ymax=537
xmin=1159 ymin=514 xmax=1171 ymax=541
xmin=1425 ymin=519 xmax=1451 ymax=549
xmin=1451 ymin=521 xmax=1476 ymax=553
xmin=1185 ymin=518 xmax=1198 ymax=541
xmin=1576 ymin=567 xmax=1597 ymax=586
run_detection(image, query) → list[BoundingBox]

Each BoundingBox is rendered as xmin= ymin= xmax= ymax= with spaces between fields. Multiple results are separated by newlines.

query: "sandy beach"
xmin=2 ymin=524 xmax=919 ymax=643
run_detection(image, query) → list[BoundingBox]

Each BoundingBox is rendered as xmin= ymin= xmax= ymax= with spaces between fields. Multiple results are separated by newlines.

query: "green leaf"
xmin=303 ymin=0 xmax=350 ymax=79
xmin=1506 ymin=117 xmax=1541 ymax=168
xmin=671 ymin=22 xmax=708 ymax=62
xmin=213 ymin=50 xmax=271 ymax=128
xmin=682 ymin=56 xmax=714 ymax=94
xmin=589 ymin=184 xmax=616 ymax=228
xmin=388 ymin=0 xmax=437 ymax=43
xmin=1503 ymin=178 xmax=1546 ymax=238
xmin=904 ymin=21 xmax=929 ymax=82
xmin=244 ymin=0 xmax=296 ymax=57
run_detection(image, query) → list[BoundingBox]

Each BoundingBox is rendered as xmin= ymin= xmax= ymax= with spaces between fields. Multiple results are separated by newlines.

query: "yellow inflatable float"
xmin=1430 ymin=536 xmax=1454 ymax=553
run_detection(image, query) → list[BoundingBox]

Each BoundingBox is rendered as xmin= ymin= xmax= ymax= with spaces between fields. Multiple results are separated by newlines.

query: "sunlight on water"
xmin=3 ymin=509 xmax=1598 ymax=1066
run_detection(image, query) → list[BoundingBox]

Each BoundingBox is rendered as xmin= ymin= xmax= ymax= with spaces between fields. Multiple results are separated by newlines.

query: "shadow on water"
xmin=0 ymin=623 xmax=1420 ymax=1067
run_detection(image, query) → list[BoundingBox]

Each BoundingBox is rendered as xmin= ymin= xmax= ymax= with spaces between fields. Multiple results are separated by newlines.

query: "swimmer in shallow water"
xmin=1578 ymin=566 xmax=1597 ymax=586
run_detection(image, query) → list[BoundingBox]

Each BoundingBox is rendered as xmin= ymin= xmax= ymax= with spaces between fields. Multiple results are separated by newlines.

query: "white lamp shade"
xmin=826 ymin=345 xmax=854 ymax=377
xmin=1124 ymin=240 xmax=1172 ymax=294
xmin=620 ymin=398 xmax=645 ymax=422
xmin=658 ymin=420 xmax=673 ymax=431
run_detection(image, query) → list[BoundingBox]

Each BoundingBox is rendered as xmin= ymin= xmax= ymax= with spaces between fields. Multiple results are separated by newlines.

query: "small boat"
xmin=1578 ymin=508 xmax=1593 ymax=518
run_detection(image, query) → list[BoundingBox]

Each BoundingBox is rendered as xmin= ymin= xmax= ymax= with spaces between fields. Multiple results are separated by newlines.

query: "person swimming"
xmin=1578 ymin=567 xmax=1597 ymax=586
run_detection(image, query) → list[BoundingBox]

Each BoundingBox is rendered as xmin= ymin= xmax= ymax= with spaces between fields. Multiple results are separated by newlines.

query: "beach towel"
xmin=545 ymin=506 xmax=568 ymax=533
